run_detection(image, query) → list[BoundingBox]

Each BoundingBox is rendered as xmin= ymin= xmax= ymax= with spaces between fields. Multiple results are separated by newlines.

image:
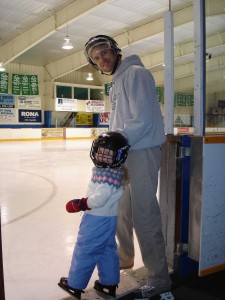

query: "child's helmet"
xmin=84 ymin=35 xmax=121 ymax=74
xmin=90 ymin=131 xmax=129 ymax=168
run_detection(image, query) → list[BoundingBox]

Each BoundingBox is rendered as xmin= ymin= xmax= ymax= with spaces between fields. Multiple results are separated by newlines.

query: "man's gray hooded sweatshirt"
xmin=109 ymin=54 xmax=165 ymax=150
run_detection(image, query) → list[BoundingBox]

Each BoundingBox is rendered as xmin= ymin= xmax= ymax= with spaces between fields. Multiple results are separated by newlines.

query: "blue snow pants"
xmin=68 ymin=213 xmax=119 ymax=289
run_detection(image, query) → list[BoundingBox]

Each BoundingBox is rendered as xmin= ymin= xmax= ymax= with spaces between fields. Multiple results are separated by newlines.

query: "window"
xmin=56 ymin=86 xmax=72 ymax=98
xmin=90 ymin=88 xmax=104 ymax=100
xmin=74 ymin=87 xmax=88 ymax=100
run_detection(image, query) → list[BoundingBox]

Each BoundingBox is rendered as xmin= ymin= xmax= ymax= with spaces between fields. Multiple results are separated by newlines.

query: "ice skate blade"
xmin=58 ymin=282 xmax=81 ymax=299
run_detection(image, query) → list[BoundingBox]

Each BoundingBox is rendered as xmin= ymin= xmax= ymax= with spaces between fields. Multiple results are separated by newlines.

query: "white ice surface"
xmin=0 ymin=140 xmax=143 ymax=300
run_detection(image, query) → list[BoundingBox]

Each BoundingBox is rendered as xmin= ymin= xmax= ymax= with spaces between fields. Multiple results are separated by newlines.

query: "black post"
xmin=0 ymin=208 xmax=5 ymax=300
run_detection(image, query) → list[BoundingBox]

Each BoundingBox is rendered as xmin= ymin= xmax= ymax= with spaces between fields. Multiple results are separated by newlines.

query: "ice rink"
xmin=0 ymin=139 xmax=143 ymax=300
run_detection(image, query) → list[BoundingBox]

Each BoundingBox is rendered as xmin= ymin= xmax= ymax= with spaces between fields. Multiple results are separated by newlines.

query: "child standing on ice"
xmin=58 ymin=131 xmax=130 ymax=299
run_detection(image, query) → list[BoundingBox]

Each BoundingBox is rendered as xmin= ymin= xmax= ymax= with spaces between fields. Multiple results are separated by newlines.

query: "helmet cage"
xmin=84 ymin=35 xmax=121 ymax=73
xmin=90 ymin=132 xmax=129 ymax=168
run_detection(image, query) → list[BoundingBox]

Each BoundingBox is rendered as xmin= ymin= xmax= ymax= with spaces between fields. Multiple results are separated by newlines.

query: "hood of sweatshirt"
xmin=113 ymin=54 xmax=144 ymax=79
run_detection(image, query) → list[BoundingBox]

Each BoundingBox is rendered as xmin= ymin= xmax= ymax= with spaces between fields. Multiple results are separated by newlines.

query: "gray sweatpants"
xmin=117 ymin=146 xmax=172 ymax=288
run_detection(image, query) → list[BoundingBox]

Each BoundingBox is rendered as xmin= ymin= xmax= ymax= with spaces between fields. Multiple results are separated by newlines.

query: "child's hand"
xmin=66 ymin=198 xmax=89 ymax=213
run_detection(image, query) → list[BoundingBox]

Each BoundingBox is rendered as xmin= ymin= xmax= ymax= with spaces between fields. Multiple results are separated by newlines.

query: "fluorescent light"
xmin=62 ymin=36 xmax=73 ymax=50
xmin=0 ymin=62 xmax=5 ymax=72
xmin=86 ymin=73 xmax=93 ymax=81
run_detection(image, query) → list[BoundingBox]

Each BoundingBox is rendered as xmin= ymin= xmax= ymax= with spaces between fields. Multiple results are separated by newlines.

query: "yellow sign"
xmin=75 ymin=113 xmax=93 ymax=125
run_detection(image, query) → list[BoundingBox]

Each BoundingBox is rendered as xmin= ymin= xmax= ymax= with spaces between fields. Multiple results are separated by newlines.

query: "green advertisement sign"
xmin=156 ymin=87 xmax=164 ymax=103
xmin=12 ymin=74 xmax=21 ymax=95
xmin=30 ymin=75 xmax=39 ymax=95
xmin=104 ymin=82 xmax=112 ymax=96
xmin=21 ymin=75 xmax=30 ymax=95
xmin=174 ymin=92 xmax=194 ymax=106
xmin=12 ymin=74 xmax=39 ymax=95
xmin=186 ymin=94 xmax=194 ymax=106
xmin=175 ymin=93 xmax=187 ymax=106
xmin=0 ymin=72 xmax=9 ymax=93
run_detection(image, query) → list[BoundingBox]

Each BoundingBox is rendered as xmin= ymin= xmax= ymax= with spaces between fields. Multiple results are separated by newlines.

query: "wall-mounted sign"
xmin=175 ymin=93 xmax=187 ymax=106
xmin=174 ymin=93 xmax=194 ymax=107
xmin=29 ymin=75 xmax=39 ymax=95
xmin=0 ymin=72 xmax=9 ymax=93
xmin=12 ymin=74 xmax=21 ymax=95
xmin=0 ymin=108 xmax=16 ymax=123
xmin=41 ymin=128 xmax=63 ymax=138
xmin=18 ymin=109 xmax=42 ymax=123
xmin=86 ymin=100 xmax=105 ymax=112
xmin=75 ymin=113 xmax=93 ymax=125
xmin=0 ymin=94 xmax=15 ymax=108
xmin=99 ymin=112 xmax=110 ymax=125
xmin=104 ymin=82 xmax=112 ymax=96
xmin=21 ymin=75 xmax=30 ymax=95
xmin=12 ymin=74 xmax=39 ymax=95
xmin=55 ymin=98 xmax=77 ymax=111
xmin=17 ymin=95 xmax=41 ymax=109
xmin=187 ymin=94 xmax=194 ymax=106
xmin=156 ymin=87 xmax=164 ymax=103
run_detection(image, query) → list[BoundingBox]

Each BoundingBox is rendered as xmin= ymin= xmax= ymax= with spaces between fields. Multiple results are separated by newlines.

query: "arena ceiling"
xmin=0 ymin=0 xmax=225 ymax=92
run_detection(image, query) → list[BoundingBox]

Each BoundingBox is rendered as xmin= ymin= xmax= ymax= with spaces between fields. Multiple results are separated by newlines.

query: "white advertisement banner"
xmin=41 ymin=128 xmax=63 ymax=138
xmin=55 ymin=98 xmax=77 ymax=111
xmin=17 ymin=95 xmax=41 ymax=109
xmin=0 ymin=108 xmax=16 ymax=122
xmin=86 ymin=100 xmax=105 ymax=112
xmin=0 ymin=94 xmax=15 ymax=108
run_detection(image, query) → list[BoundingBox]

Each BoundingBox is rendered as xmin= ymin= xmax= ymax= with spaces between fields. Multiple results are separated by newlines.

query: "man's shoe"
xmin=132 ymin=285 xmax=174 ymax=299
xmin=120 ymin=263 xmax=134 ymax=270
xmin=119 ymin=258 xmax=134 ymax=270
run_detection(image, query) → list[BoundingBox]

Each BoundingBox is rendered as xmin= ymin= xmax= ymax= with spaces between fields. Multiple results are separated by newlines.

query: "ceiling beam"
xmin=46 ymin=5 xmax=195 ymax=79
xmin=151 ymin=53 xmax=225 ymax=93
xmin=0 ymin=0 xmax=108 ymax=65
xmin=88 ymin=31 xmax=225 ymax=88
xmin=47 ymin=4 xmax=225 ymax=80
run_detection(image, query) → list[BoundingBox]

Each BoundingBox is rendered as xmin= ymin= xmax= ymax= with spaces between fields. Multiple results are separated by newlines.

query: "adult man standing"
xmin=84 ymin=35 xmax=174 ymax=300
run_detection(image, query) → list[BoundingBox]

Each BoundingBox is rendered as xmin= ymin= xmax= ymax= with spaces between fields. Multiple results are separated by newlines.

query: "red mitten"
xmin=66 ymin=198 xmax=89 ymax=213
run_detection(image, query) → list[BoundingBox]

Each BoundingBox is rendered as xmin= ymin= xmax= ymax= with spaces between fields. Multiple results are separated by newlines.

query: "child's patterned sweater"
xmin=85 ymin=166 xmax=125 ymax=216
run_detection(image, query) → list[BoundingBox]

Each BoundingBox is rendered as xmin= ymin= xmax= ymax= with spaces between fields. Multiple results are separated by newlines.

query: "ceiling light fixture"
xmin=62 ymin=20 xmax=73 ymax=50
xmin=0 ymin=62 xmax=5 ymax=72
xmin=86 ymin=73 xmax=93 ymax=81
xmin=62 ymin=35 xmax=73 ymax=50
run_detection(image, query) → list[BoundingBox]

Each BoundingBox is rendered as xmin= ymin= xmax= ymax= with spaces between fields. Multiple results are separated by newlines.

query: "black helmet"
xmin=84 ymin=35 xmax=121 ymax=75
xmin=90 ymin=131 xmax=129 ymax=168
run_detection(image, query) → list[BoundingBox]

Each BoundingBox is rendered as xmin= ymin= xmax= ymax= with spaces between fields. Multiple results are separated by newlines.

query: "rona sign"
xmin=19 ymin=109 xmax=42 ymax=123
